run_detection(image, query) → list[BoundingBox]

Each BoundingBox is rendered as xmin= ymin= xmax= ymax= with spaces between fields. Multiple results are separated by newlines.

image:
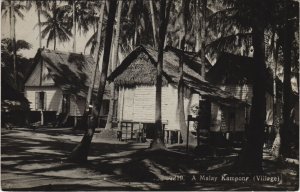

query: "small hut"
xmin=24 ymin=49 xmax=110 ymax=127
xmin=206 ymin=52 xmax=274 ymax=141
xmin=108 ymin=45 xmax=246 ymax=143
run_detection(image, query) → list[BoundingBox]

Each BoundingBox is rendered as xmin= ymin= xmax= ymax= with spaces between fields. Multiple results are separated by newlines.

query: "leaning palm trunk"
xmin=85 ymin=2 xmax=105 ymax=109
xmin=69 ymin=0 xmax=118 ymax=163
xmin=105 ymin=1 xmax=123 ymax=130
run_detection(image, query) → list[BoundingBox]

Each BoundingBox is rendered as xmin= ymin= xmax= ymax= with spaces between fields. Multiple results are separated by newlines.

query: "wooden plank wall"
xmin=119 ymin=84 xmax=200 ymax=131
xmin=24 ymin=87 xmax=63 ymax=112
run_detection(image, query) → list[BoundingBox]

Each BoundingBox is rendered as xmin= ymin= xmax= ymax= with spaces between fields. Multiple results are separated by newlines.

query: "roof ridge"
xmin=42 ymin=48 xmax=92 ymax=57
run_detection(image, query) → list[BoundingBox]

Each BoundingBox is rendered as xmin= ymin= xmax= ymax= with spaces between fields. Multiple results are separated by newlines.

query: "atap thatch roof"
xmin=25 ymin=49 xmax=110 ymax=99
xmin=165 ymin=46 xmax=212 ymax=73
xmin=207 ymin=52 xmax=273 ymax=82
xmin=108 ymin=45 xmax=206 ymax=86
xmin=206 ymin=52 xmax=274 ymax=94
xmin=108 ymin=45 xmax=247 ymax=107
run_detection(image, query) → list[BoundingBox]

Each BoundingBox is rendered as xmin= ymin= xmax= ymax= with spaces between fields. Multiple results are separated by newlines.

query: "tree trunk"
xmin=239 ymin=24 xmax=266 ymax=172
xmin=280 ymin=0 xmax=293 ymax=158
xmin=38 ymin=9 xmax=42 ymax=48
xmin=105 ymin=0 xmax=122 ymax=130
xmin=177 ymin=0 xmax=191 ymax=145
xmin=10 ymin=0 xmax=17 ymax=87
xmin=69 ymin=0 xmax=118 ymax=163
xmin=72 ymin=1 xmax=76 ymax=52
xmin=53 ymin=1 xmax=57 ymax=50
xmin=200 ymin=0 xmax=207 ymax=78
xmin=150 ymin=0 xmax=171 ymax=150
xmin=271 ymin=118 xmax=281 ymax=158
xmin=195 ymin=0 xmax=200 ymax=52
xmin=86 ymin=2 xmax=105 ymax=109
xmin=271 ymin=37 xmax=280 ymax=157
xmin=54 ymin=32 xmax=56 ymax=50
xmin=149 ymin=0 xmax=157 ymax=48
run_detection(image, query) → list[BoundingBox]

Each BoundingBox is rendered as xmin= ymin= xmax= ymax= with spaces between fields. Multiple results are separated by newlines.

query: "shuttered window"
xmin=62 ymin=94 xmax=70 ymax=113
xmin=35 ymin=91 xmax=46 ymax=110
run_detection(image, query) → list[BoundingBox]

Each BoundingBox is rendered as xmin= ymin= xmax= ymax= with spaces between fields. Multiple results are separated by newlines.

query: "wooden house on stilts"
xmin=108 ymin=45 xmax=247 ymax=144
xmin=24 ymin=49 xmax=110 ymax=127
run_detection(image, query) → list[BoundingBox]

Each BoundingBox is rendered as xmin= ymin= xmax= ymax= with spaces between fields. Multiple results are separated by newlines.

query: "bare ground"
xmin=1 ymin=127 xmax=298 ymax=191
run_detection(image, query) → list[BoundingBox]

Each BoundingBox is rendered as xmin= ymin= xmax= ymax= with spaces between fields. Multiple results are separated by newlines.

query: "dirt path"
xmin=1 ymin=128 xmax=298 ymax=191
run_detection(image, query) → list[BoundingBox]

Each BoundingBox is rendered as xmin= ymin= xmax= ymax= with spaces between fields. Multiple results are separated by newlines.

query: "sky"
xmin=1 ymin=5 xmax=94 ymax=59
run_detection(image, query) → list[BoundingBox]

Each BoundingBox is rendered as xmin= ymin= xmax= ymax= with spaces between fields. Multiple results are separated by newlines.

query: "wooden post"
xmin=168 ymin=131 xmax=171 ymax=144
xmin=186 ymin=115 xmax=191 ymax=152
xmin=177 ymin=131 xmax=180 ymax=144
xmin=142 ymin=125 xmax=145 ymax=142
xmin=130 ymin=122 xmax=133 ymax=139
xmin=139 ymin=122 xmax=142 ymax=142
xmin=196 ymin=123 xmax=200 ymax=147
xmin=120 ymin=122 xmax=123 ymax=141
xmin=163 ymin=124 xmax=165 ymax=143
xmin=40 ymin=110 xmax=44 ymax=126
xmin=125 ymin=123 xmax=128 ymax=142
xmin=74 ymin=96 xmax=77 ymax=128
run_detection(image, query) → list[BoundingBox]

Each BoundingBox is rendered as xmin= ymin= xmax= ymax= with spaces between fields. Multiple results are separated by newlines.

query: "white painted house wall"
xmin=25 ymin=60 xmax=87 ymax=117
xmin=70 ymin=97 xmax=86 ymax=116
xmin=118 ymin=84 xmax=200 ymax=131
xmin=211 ymin=83 xmax=274 ymax=132
xmin=24 ymin=87 xmax=63 ymax=113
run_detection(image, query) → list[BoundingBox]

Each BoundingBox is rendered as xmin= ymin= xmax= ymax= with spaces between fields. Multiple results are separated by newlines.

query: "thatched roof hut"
xmin=25 ymin=48 xmax=109 ymax=99
xmin=206 ymin=52 xmax=273 ymax=92
xmin=108 ymin=45 xmax=246 ymax=106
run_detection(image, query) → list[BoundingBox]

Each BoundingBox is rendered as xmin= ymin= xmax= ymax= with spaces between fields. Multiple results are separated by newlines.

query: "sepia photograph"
xmin=1 ymin=0 xmax=299 ymax=191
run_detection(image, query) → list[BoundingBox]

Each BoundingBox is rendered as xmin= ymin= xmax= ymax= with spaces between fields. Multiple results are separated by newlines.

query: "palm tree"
xmin=149 ymin=0 xmax=158 ymax=48
xmin=26 ymin=1 xmax=50 ymax=48
xmin=279 ymin=0 xmax=298 ymax=157
xmin=1 ymin=38 xmax=32 ymax=88
xmin=86 ymin=1 xmax=106 ymax=111
xmin=105 ymin=0 xmax=123 ymax=130
xmin=69 ymin=0 xmax=118 ymax=163
xmin=65 ymin=1 xmax=99 ymax=52
xmin=177 ymin=0 xmax=191 ymax=145
xmin=199 ymin=0 xmax=207 ymax=78
xmin=150 ymin=0 xmax=172 ymax=149
xmin=1 ymin=0 xmax=28 ymax=87
xmin=208 ymin=0 xmax=279 ymax=172
xmin=40 ymin=1 xmax=72 ymax=50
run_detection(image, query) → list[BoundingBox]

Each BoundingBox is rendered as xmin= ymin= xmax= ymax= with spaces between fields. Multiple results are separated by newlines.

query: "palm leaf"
xmin=206 ymin=32 xmax=252 ymax=54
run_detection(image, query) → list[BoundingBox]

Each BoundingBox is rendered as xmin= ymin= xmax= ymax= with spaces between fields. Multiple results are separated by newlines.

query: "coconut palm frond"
xmin=206 ymin=32 xmax=252 ymax=54
xmin=84 ymin=31 xmax=97 ymax=54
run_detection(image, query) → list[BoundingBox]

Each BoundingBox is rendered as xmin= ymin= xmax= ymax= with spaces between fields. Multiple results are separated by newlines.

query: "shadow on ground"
xmin=1 ymin=127 xmax=298 ymax=191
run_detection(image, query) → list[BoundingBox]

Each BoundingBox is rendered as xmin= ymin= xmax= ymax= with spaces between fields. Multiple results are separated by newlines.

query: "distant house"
xmin=206 ymin=52 xmax=274 ymax=135
xmin=2 ymin=71 xmax=30 ymax=127
xmin=24 ymin=49 xmax=110 ymax=127
xmin=108 ymin=45 xmax=246 ymax=143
